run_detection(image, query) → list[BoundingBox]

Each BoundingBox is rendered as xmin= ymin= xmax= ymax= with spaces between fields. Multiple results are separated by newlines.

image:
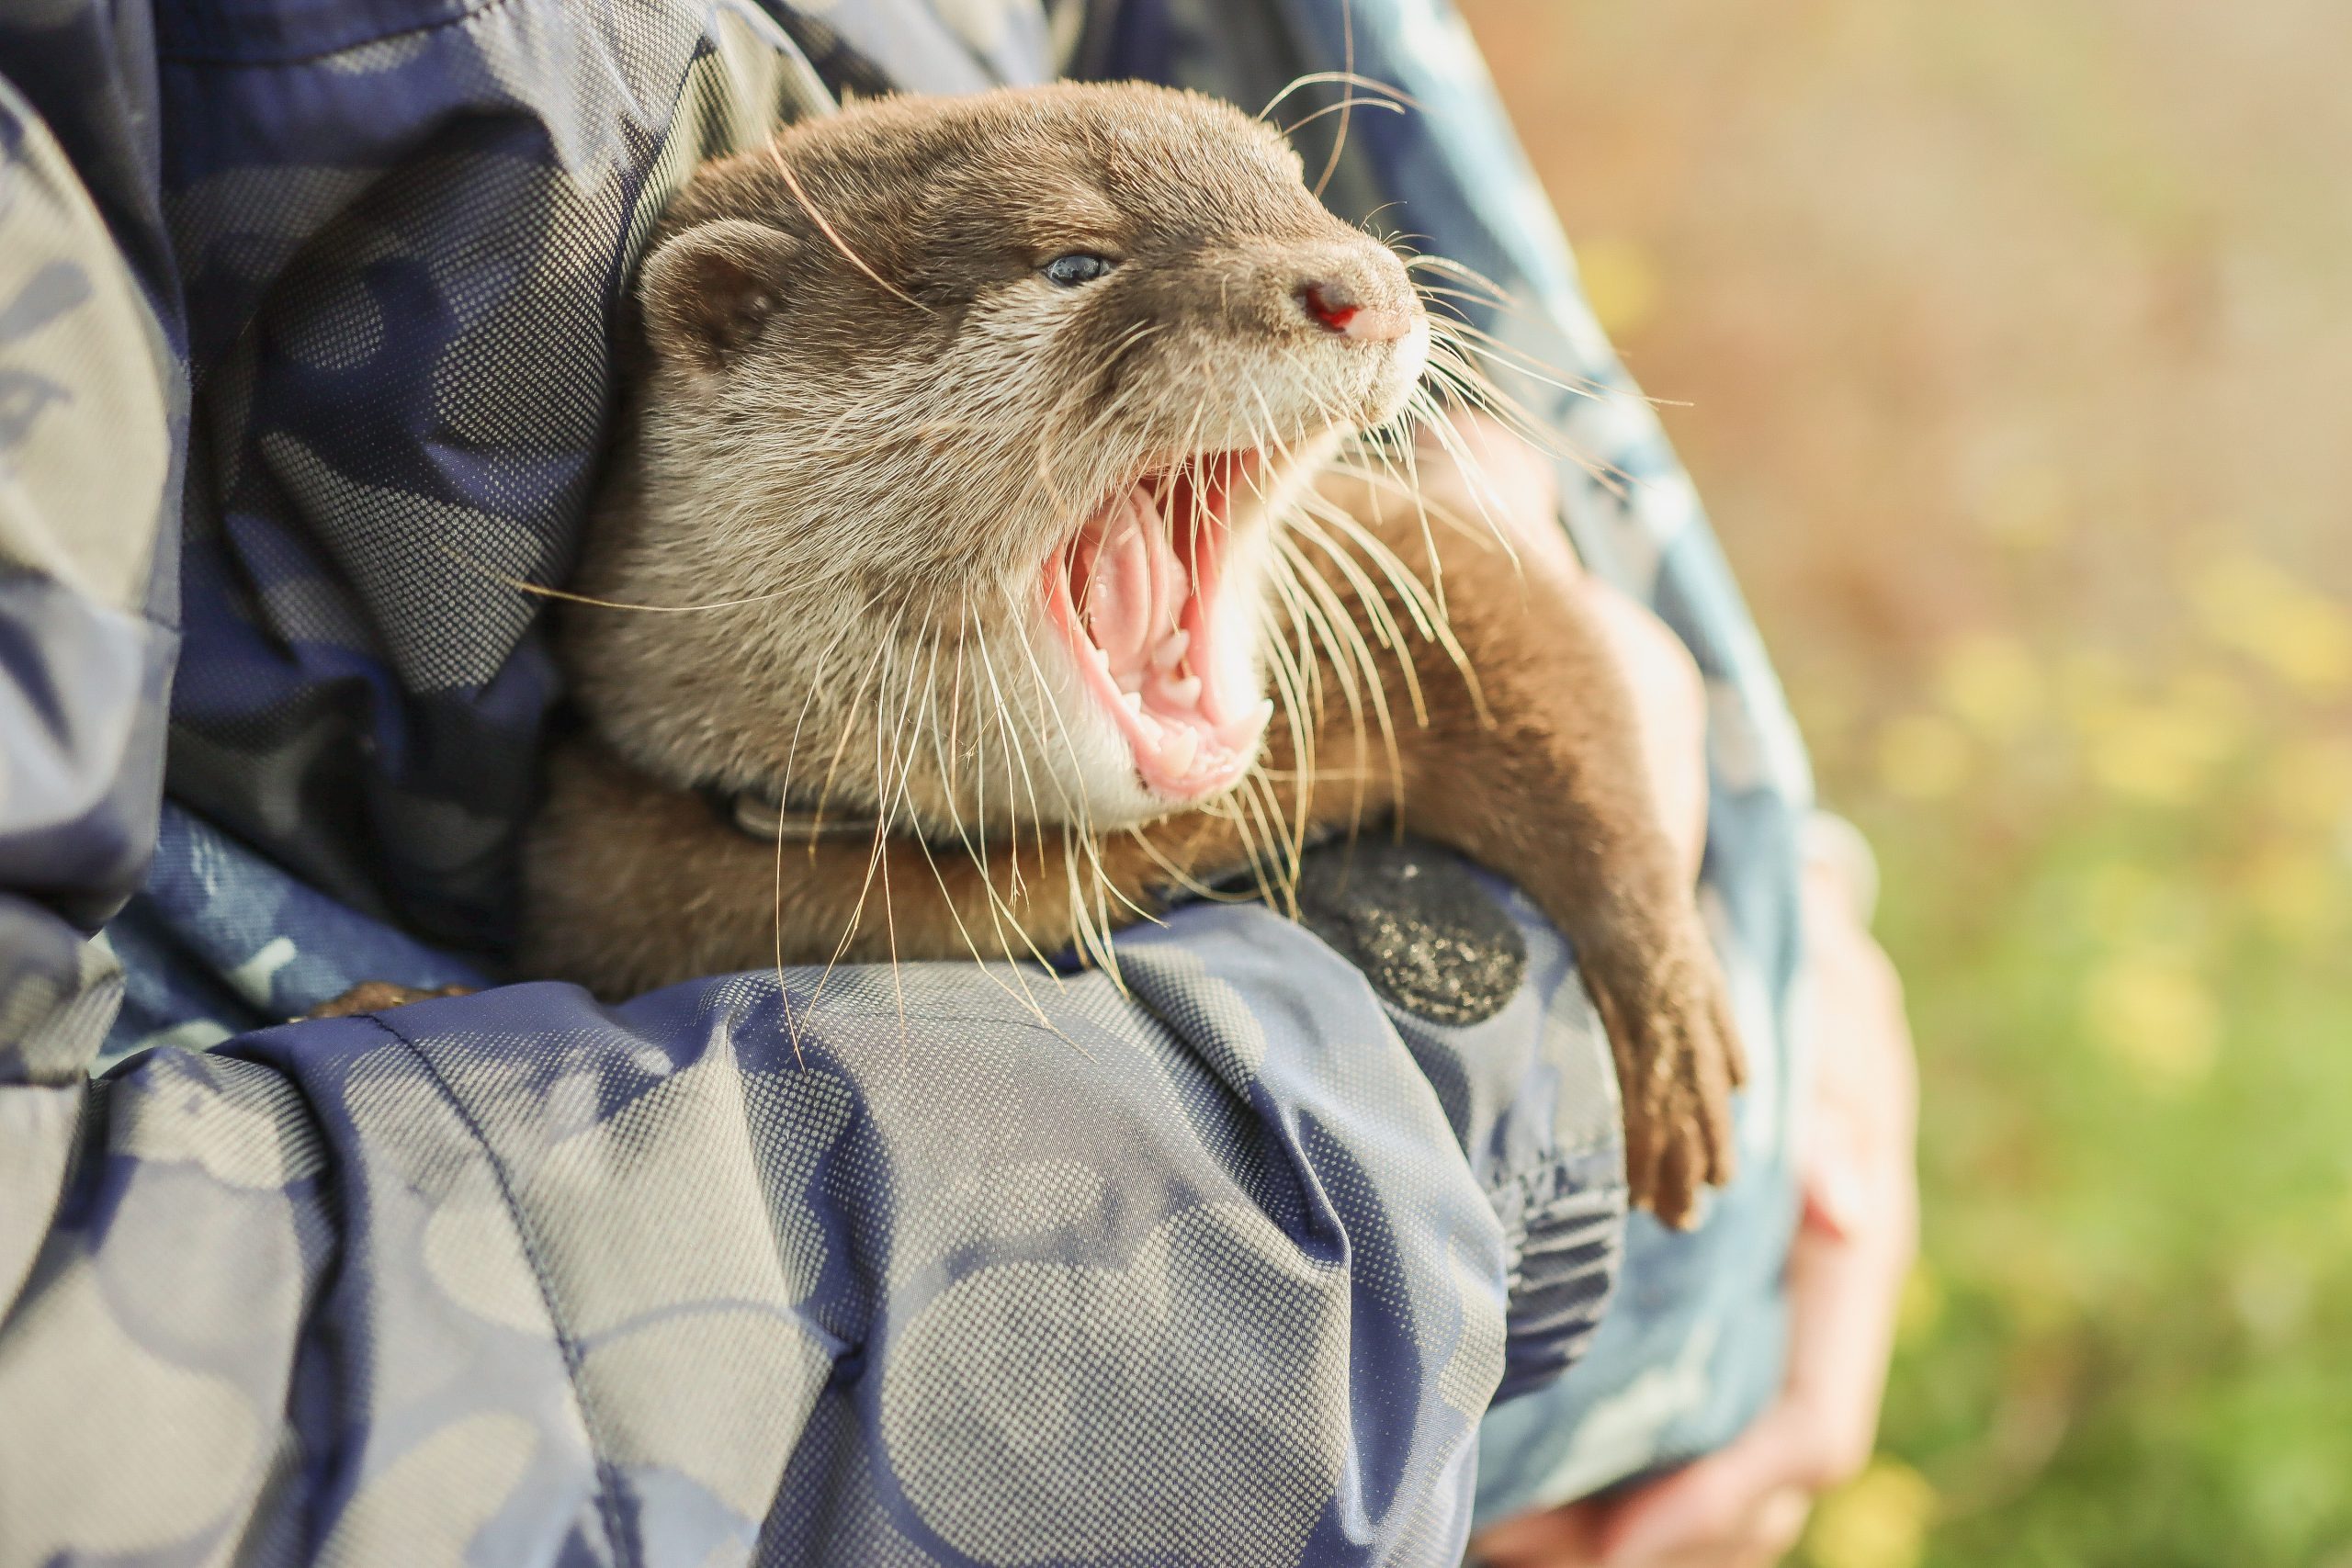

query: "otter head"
xmin=567 ymin=82 xmax=1429 ymax=838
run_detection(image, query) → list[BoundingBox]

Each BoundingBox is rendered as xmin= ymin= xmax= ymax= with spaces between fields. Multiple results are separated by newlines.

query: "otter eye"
xmin=1043 ymin=253 xmax=1116 ymax=288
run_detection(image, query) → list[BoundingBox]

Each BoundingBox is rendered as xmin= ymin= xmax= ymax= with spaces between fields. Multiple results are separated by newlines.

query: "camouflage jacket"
xmin=0 ymin=0 xmax=1811 ymax=1562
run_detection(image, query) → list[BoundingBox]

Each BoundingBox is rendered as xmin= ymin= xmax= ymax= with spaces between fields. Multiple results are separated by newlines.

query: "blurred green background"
xmin=1454 ymin=2 xmax=2352 ymax=1564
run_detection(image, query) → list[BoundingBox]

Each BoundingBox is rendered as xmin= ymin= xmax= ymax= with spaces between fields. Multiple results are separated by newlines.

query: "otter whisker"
xmin=1429 ymin=320 xmax=1624 ymax=410
xmin=1279 ymin=94 xmax=1405 ymax=142
xmin=873 ymin=642 xmax=913 ymax=1047
xmin=1256 ymin=69 xmax=1421 ymax=122
xmin=1235 ymin=768 xmax=1298 ymax=918
xmin=430 ymin=540 xmax=811 ymax=615
xmin=762 ymin=142 xmax=933 ymax=315
xmin=1238 ymin=376 xmax=1347 ymax=852
xmin=999 ymin=587 xmax=1148 ymax=981
xmin=1419 ymin=329 xmax=1577 ymax=428
xmin=1310 ymin=0 xmax=1357 ymax=199
xmin=1122 ymin=824 xmax=1249 ymax=905
xmin=1274 ymin=530 xmax=1398 ymax=820
xmin=969 ymin=616 xmax=1052 ymax=906
xmin=806 ymin=617 xmax=914 ymax=1012
xmin=1258 ymin=543 xmax=1325 ymax=842
xmin=1423 ymin=329 xmax=1580 ymax=439
xmin=880 ymin=621 xmax=1075 ymax=1045
xmin=1402 ymin=384 xmax=1555 ymax=560
xmin=1304 ymin=482 xmax=1486 ymax=715
xmin=808 ymin=610 xmax=903 ymax=839
xmin=1400 ymin=251 xmax=1518 ymax=306
xmin=772 ymin=630 xmax=861 ymax=1059
xmin=921 ymin=607 xmax=1071 ymax=1024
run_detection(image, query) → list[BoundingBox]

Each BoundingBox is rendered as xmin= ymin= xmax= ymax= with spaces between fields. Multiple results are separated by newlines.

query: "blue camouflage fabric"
xmin=0 ymin=0 xmax=1813 ymax=1562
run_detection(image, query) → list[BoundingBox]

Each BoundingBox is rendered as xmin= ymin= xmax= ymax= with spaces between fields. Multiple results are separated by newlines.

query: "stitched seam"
xmin=356 ymin=1010 xmax=634 ymax=1565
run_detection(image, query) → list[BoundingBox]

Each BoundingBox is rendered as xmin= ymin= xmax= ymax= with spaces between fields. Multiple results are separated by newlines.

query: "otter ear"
xmin=639 ymin=219 xmax=799 ymax=369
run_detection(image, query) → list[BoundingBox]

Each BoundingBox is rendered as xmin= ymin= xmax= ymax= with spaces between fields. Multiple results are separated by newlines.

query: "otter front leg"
xmin=1317 ymin=482 xmax=1745 ymax=1226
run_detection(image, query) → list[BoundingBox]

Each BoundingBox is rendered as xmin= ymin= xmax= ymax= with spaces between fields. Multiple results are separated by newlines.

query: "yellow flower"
xmin=1974 ymin=462 xmax=2065 ymax=553
xmin=2057 ymin=649 xmax=2132 ymax=720
xmin=2078 ymin=698 xmax=2235 ymax=805
xmin=2265 ymin=736 xmax=2352 ymax=832
xmin=2081 ymin=951 xmax=2220 ymax=1092
xmin=1573 ymin=236 xmax=1662 ymax=340
xmin=2238 ymin=841 xmax=2342 ymax=945
xmin=1993 ymin=1245 xmax=2084 ymax=1337
xmin=1875 ymin=714 xmax=1971 ymax=800
xmin=2187 ymin=552 xmax=2352 ymax=695
xmin=2166 ymin=667 xmax=2250 ymax=733
xmin=1808 ymin=1460 xmax=1938 ymax=1568
xmin=1937 ymin=633 xmax=2043 ymax=742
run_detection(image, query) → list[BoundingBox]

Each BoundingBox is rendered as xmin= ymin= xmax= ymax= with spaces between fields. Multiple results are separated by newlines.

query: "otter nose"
xmin=1297 ymin=278 xmax=1414 ymax=343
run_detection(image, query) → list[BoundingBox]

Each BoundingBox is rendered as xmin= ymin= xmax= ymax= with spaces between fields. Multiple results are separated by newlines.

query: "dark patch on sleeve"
xmin=1295 ymin=839 xmax=1527 ymax=1025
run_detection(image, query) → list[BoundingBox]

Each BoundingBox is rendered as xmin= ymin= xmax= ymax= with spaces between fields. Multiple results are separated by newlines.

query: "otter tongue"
xmin=1082 ymin=484 xmax=1182 ymax=673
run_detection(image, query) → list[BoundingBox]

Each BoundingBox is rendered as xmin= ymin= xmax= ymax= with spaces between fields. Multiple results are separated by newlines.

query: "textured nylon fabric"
xmin=0 ymin=0 xmax=1813 ymax=1560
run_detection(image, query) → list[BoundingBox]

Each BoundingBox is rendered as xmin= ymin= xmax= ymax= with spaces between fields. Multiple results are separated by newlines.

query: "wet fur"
xmin=520 ymin=83 xmax=1744 ymax=1224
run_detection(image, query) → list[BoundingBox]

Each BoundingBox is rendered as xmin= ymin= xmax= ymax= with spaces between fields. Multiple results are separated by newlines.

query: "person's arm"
xmin=1397 ymin=406 xmax=1919 ymax=1568
xmin=1472 ymin=833 xmax=1921 ymax=1567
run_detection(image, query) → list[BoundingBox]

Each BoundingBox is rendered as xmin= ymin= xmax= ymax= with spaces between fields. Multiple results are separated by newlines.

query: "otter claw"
xmin=1583 ymin=925 xmax=1746 ymax=1229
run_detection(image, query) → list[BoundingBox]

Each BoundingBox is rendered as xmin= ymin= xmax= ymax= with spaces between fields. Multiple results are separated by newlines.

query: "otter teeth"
xmin=1150 ymin=631 xmax=1189 ymax=671
xmin=1155 ymin=672 xmax=1203 ymax=708
xmin=1159 ymin=728 xmax=1199 ymax=777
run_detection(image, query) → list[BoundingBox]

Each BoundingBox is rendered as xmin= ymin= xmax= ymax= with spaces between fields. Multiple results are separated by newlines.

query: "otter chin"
xmin=1044 ymin=451 xmax=1279 ymax=807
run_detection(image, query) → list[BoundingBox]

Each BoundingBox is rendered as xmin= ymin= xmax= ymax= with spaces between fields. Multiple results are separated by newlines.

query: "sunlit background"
xmin=1455 ymin=2 xmax=2352 ymax=1564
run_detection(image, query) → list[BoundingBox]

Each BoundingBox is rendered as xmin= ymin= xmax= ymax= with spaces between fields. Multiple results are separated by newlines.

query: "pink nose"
xmin=1300 ymin=283 xmax=1413 ymax=343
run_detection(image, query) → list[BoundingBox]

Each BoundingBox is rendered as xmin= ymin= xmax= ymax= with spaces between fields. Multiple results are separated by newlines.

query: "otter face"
xmin=568 ymin=82 xmax=1430 ymax=839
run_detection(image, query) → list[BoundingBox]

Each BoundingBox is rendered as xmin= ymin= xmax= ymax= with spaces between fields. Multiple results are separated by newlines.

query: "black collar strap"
xmin=705 ymin=787 xmax=888 ymax=843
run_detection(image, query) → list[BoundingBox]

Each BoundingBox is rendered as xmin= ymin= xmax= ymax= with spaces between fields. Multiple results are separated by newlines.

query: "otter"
xmin=367 ymin=83 xmax=1743 ymax=1224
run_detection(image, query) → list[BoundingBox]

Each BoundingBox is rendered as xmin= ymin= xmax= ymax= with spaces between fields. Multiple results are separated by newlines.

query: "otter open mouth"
xmin=1044 ymin=452 xmax=1275 ymax=801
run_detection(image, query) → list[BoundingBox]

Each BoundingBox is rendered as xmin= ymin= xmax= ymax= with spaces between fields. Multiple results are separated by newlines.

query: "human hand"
xmin=1469 ymin=830 xmax=1921 ymax=1568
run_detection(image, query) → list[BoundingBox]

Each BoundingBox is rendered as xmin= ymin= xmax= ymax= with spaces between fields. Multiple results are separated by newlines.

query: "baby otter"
xmin=505 ymin=83 xmax=1743 ymax=1224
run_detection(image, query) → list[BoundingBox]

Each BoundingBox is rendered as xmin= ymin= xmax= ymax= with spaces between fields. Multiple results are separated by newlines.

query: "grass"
xmin=1455 ymin=1 xmax=2352 ymax=1562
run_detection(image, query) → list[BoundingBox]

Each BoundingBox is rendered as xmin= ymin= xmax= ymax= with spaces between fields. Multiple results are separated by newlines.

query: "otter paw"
xmin=302 ymin=981 xmax=477 ymax=1021
xmin=1583 ymin=924 xmax=1746 ymax=1229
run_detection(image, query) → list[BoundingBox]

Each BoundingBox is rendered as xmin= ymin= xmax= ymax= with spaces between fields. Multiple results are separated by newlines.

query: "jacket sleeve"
xmin=5 ymin=888 xmax=1622 ymax=1566
xmin=0 ymin=12 xmax=183 ymax=1320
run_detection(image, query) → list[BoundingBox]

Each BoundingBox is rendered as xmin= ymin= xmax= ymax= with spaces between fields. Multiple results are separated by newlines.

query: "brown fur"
xmin=518 ymin=84 xmax=1743 ymax=1224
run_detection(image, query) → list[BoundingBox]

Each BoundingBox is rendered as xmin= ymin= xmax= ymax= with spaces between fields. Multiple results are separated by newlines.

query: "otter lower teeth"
xmin=1159 ymin=729 xmax=1199 ymax=777
xmin=1157 ymin=673 xmax=1202 ymax=707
